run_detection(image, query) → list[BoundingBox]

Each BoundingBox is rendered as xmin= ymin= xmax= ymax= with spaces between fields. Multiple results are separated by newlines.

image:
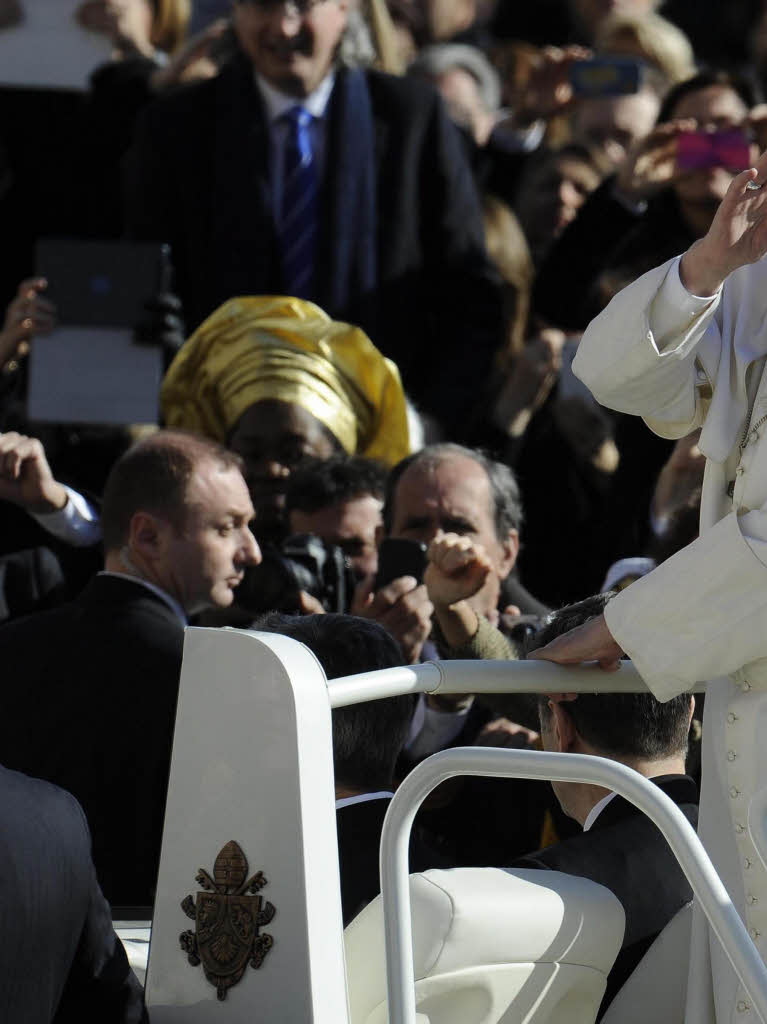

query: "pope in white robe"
xmin=531 ymin=159 xmax=767 ymax=1021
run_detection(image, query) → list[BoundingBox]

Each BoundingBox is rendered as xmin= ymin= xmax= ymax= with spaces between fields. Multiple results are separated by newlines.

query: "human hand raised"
xmin=351 ymin=574 xmax=433 ymax=664
xmin=615 ymin=119 xmax=698 ymax=202
xmin=150 ymin=19 xmax=231 ymax=89
xmin=507 ymin=45 xmax=591 ymax=127
xmin=76 ymin=0 xmax=154 ymax=57
xmin=680 ymin=155 xmax=767 ymax=296
xmin=424 ymin=533 xmax=492 ymax=609
xmin=0 ymin=432 xmax=68 ymax=514
xmin=0 ymin=278 xmax=55 ymax=370
xmin=528 ymin=613 xmax=624 ymax=671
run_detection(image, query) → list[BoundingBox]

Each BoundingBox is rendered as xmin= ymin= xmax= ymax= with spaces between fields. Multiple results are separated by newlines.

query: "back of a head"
xmin=527 ymin=594 xmax=691 ymax=762
xmin=408 ymin=43 xmax=502 ymax=113
xmin=101 ymin=430 xmax=242 ymax=553
xmin=285 ymin=456 xmax=386 ymax=517
xmin=254 ymin=613 xmax=414 ymax=791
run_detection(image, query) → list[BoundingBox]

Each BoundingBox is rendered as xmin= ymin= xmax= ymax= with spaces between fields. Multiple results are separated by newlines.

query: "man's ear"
xmin=550 ymin=701 xmax=578 ymax=754
xmin=497 ymin=528 xmax=519 ymax=579
xmin=128 ymin=511 xmax=169 ymax=561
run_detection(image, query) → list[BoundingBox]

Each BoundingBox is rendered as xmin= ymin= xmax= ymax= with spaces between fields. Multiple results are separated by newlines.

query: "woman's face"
xmin=228 ymin=399 xmax=341 ymax=540
xmin=671 ymin=85 xmax=752 ymax=207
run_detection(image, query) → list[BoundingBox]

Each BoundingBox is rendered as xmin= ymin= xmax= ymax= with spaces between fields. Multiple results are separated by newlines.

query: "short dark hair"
xmin=383 ymin=443 xmax=523 ymax=539
xmin=658 ymin=69 xmax=756 ymax=124
xmin=101 ymin=430 xmax=243 ymax=552
xmin=285 ymin=456 xmax=386 ymax=516
xmin=528 ymin=593 xmax=692 ymax=761
xmin=253 ymin=613 xmax=415 ymax=791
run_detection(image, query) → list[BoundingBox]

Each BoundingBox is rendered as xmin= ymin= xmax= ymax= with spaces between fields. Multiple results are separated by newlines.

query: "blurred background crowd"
xmin=0 ymin=0 xmax=759 ymax=1018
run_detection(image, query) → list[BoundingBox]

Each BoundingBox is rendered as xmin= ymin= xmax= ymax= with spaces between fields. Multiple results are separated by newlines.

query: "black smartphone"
xmin=374 ymin=538 xmax=428 ymax=591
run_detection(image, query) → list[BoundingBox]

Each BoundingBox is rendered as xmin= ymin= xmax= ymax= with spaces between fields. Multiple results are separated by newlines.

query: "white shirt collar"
xmin=335 ymin=791 xmax=394 ymax=810
xmin=255 ymin=70 xmax=335 ymax=123
xmin=97 ymin=571 xmax=187 ymax=626
xmin=582 ymin=791 xmax=618 ymax=832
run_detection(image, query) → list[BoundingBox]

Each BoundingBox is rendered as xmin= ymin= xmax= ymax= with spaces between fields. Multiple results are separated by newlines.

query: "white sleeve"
xmin=30 ymin=485 xmax=101 ymax=547
xmin=604 ymin=508 xmax=767 ymax=700
xmin=572 ymin=256 xmax=721 ymax=432
xmin=404 ymin=694 xmax=474 ymax=761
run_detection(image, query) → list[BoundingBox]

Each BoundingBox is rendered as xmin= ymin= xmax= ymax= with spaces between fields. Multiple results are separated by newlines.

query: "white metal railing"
xmin=379 ymin=748 xmax=767 ymax=1024
xmin=327 ymin=658 xmax=706 ymax=709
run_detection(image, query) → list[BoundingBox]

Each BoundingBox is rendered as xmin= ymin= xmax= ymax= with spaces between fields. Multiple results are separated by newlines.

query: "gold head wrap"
xmin=160 ymin=296 xmax=410 ymax=466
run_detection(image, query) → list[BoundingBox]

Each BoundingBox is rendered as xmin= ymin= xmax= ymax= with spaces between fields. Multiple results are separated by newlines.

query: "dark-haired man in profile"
xmin=515 ymin=593 xmax=698 ymax=1019
xmin=0 ymin=430 xmax=260 ymax=908
xmin=255 ymin=611 xmax=444 ymax=924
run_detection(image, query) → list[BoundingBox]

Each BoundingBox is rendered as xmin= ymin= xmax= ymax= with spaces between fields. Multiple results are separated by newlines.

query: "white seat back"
xmin=344 ymin=868 xmax=625 ymax=1024
xmin=600 ymin=902 xmax=693 ymax=1024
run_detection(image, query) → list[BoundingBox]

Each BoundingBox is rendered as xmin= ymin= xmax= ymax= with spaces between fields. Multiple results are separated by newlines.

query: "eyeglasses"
xmin=237 ymin=0 xmax=328 ymax=13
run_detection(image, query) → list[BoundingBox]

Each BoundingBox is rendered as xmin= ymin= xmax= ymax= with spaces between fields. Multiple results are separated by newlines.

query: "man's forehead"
xmin=186 ymin=461 xmax=254 ymax=515
xmin=396 ymin=455 xmax=491 ymax=514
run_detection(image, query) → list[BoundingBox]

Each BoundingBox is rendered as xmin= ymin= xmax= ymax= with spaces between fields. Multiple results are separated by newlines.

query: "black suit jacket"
xmin=0 ymin=573 xmax=185 ymax=908
xmin=0 ymin=763 xmax=146 ymax=1023
xmin=336 ymin=796 xmax=448 ymax=926
xmin=124 ymin=58 xmax=503 ymax=429
xmin=513 ymin=774 xmax=699 ymax=1020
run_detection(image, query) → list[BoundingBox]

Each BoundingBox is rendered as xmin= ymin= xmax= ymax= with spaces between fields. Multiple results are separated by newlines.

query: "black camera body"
xmin=236 ymin=533 xmax=357 ymax=615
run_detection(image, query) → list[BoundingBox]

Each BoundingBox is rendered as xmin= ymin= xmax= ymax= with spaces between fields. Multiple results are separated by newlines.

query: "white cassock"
xmin=574 ymin=254 xmax=767 ymax=1023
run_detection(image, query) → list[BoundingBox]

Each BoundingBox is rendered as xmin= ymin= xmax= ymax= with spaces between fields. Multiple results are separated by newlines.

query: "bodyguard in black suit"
xmin=0 ymin=763 xmax=146 ymax=1023
xmin=255 ymin=611 xmax=446 ymax=924
xmin=515 ymin=774 xmax=698 ymax=1018
xmin=524 ymin=594 xmax=698 ymax=1020
xmin=0 ymin=431 xmax=260 ymax=909
xmin=124 ymin=0 xmax=503 ymax=430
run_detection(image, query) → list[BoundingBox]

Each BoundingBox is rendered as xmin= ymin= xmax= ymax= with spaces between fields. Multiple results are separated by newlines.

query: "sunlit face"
xmin=233 ymin=0 xmax=349 ymax=97
xmin=670 ymin=85 xmax=752 ymax=206
xmin=228 ymin=399 xmax=342 ymax=538
xmin=390 ymin=455 xmax=518 ymax=620
xmin=289 ymin=494 xmax=383 ymax=577
xmin=162 ymin=460 xmax=261 ymax=614
xmin=572 ymin=88 xmax=661 ymax=168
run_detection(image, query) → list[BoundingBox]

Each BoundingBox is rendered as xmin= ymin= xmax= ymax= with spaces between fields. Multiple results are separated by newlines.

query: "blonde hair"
xmin=150 ymin=0 xmax=191 ymax=54
xmin=482 ymin=195 xmax=534 ymax=365
xmin=595 ymin=11 xmax=696 ymax=86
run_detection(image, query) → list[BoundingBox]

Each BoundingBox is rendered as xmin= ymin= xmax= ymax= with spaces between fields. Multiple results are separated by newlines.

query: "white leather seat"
xmin=344 ymin=867 xmax=625 ymax=1024
xmin=600 ymin=902 xmax=693 ymax=1024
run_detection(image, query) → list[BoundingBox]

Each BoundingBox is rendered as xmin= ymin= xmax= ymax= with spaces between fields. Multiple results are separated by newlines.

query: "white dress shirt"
xmin=254 ymin=71 xmax=335 ymax=224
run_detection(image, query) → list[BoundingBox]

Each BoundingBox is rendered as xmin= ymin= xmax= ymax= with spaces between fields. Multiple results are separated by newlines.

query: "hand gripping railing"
xmin=377 ymin=748 xmax=767 ymax=1024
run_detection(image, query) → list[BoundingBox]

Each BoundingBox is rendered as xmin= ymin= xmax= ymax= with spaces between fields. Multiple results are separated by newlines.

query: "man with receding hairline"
xmin=0 ymin=430 xmax=261 ymax=908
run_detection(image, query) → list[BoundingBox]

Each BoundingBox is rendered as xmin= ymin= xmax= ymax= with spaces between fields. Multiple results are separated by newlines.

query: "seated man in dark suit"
xmin=517 ymin=592 xmax=698 ymax=1019
xmin=255 ymin=612 xmax=444 ymax=924
xmin=0 ymin=430 xmax=261 ymax=909
xmin=0 ymin=763 xmax=146 ymax=1023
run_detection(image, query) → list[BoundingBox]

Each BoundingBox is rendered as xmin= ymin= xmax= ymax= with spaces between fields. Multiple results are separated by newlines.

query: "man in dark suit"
xmin=255 ymin=611 xmax=445 ymax=924
xmin=520 ymin=594 xmax=698 ymax=1019
xmin=123 ymin=0 xmax=503 ymax=430
xmin=0 ymin=763 xmax=146 ymax=1022
xmin=0 ymin=430 xmax=260 ymax=909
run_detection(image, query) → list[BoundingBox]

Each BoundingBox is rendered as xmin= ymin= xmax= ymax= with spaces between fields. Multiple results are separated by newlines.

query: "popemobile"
xmin=116 ymin=627 xmax=767 ymax=1023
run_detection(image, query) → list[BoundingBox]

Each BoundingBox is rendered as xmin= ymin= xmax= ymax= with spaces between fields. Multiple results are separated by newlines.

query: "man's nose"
xmin=276 ymin=3 xmax=303 ymax=35
xmin=241 ymin=528 xmax=262 ymax=567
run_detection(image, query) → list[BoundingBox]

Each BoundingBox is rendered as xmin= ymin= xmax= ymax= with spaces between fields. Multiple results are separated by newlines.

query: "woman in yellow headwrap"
xmin=161 ymin=295 xmax=410 ymax=539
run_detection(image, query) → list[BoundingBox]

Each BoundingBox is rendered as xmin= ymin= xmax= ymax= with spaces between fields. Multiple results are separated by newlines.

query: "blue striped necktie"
xmin=279 ymin=106 xmax=318 ymax=299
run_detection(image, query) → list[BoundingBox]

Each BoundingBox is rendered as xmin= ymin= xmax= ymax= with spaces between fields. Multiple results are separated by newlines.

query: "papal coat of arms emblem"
xmin=179 ymin=840 xmax=276 ymax=1000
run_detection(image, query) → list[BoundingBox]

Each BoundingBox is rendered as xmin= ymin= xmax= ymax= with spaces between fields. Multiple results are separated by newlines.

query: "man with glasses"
xmin=124 ymin=0 xmax=503 ymax=433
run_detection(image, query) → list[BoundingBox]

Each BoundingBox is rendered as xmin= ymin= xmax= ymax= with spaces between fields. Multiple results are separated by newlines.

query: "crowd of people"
xmin=3 ymin=0 xmax=767 ymax=1021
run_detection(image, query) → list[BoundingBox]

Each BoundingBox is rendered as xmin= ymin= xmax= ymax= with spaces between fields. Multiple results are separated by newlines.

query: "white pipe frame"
xmin=379 ymin=748 xmax=767 ymax=1024
xmin=327 ymin=658 xmax=706 ymax=709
